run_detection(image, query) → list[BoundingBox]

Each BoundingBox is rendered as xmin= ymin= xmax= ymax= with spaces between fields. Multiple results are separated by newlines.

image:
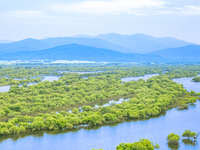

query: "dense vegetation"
xmin=0 ymin=64 xmax=199 ymax=137
xmin=167 ymin=133 xmax=180 ymax=144
xmin=116 ymin=139 xmax=160 ymax=150
xmin=0 ymin=63 xmax=200 ymax=80
xmin=167 ymin=130 xmax=198 ymax=150
xmin=192 ymin=76 xmax=200 ymax=82
xmin=182 ymin=130 xmax=198 ymax=140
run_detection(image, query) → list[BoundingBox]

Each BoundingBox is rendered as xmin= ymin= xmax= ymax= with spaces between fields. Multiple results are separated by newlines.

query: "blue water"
xmin=173 ymin=77 xmax=200 ymax=93
xmin=121 ymin=74 xmax=159 ymax=82
xmin=0 ymin=85 xmax=11 ymax=92
xmin=93 ymin=98 xmax=130 ymax=108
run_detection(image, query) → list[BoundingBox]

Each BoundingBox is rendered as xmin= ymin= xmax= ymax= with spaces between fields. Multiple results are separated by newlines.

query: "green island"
xmin=0 ymin=64 xmax=199 ymax=139
xmin=192 ymin=76 xmax=200 ymax=82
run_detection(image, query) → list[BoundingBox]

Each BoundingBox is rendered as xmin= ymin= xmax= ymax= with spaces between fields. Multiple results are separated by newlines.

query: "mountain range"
xmin=0 ymin=33 xmax=199 ymax=63
xmin=73 ymin=33 xmax=196 ymax=53
xmin=148 ymin=45 xmax=200 ymax=60
xmin=0 ymin=33 xmax=196 ymax=54
xmin=0 ymin=44 xmax=166 ymax=62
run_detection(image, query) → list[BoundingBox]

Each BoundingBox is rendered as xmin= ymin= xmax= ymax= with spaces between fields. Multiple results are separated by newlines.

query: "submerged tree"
xmin=182 ymin=130 xmax=198 ymax=140
xmin=116 ymin=139 xmax=160 ymax=150
xmin=166 ymin=133 xmax=180 ymax=144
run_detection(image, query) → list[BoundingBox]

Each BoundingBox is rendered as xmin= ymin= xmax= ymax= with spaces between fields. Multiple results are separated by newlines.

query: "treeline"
xmin=0 ymin=64 xmax=200 ymax=82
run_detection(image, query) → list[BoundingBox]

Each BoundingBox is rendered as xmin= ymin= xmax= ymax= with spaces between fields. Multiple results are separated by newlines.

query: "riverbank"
xmin=0 ymin=100 xmax=200 ymax=150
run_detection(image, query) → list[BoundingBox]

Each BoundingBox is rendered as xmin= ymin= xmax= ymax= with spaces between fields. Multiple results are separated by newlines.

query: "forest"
xmin=0 ymin=63 xmax=199 ymax=136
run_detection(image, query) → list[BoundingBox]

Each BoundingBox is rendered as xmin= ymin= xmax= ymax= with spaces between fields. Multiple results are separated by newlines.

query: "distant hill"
xmin=75 ymin=33 xmax=196 ymax=54
xmin=0 ymin=37 xmax=133 ymax=54
xmin=41 ymin=37 xmax=133 ymax=53
xmin=148 ymin=45 xmax=200 ymax=60
xmin=0 ymin=38 xmax=51 ymax=54
xmin=0 ymin=44 xmax=165 ymax=62
xmin=0 ymin=33 xmax=197 ymax=55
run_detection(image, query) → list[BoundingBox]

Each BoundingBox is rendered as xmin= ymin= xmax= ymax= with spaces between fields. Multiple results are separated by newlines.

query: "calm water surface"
xmin=0 ymin=75 xmax=199 ymax=150
xmin=0 ymin=85 xmax=11 ymax=92
xmin=93 ymin=98 xmax=130 ymax=108
xmin=173 ymin=77 xmax=200 ymax=92
xmin=121 ymin=74 xmax=159 ymax=82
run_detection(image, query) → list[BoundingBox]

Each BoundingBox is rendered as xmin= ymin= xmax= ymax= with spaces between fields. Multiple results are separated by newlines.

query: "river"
xmin=173 ymin=76 xmax=200 ymax=92
xmin=0 ymin=74 xmax=199 ymax=150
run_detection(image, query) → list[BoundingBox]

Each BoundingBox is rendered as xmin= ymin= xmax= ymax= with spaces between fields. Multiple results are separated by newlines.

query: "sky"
xmin=0 ymin=0 xmax=200 ymax=44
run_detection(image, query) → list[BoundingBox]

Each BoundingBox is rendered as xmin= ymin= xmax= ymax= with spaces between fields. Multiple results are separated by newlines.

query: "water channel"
xmin=0 ymin=71 xmax=103 ymax=92
xmin=0 ymin=74 xmax=199 ymax=150
xmin=121 ymin=74 xmax=159 ymax=82
xmin=0 ymin=76 xmax=60 ymax=92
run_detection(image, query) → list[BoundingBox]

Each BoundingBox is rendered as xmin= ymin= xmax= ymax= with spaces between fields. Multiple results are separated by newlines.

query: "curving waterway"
xmin=0 ymin=71 xmax=104 ymax=93
xmin=0 ymin=76 xmax=60 ymax=92
xmin=0 ymin=75 xmax=199 ymax=150
xmin=173 ymin=76 xmax=200 ymax=93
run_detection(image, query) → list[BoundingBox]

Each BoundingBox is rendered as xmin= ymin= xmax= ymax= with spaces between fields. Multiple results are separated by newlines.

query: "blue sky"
xmin=0 ymin=0 xmax=200 ymax=44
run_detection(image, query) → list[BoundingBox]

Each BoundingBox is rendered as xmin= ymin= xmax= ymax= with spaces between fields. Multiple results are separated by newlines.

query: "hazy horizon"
xmin=0 ymin=0 xmax=200 ymax=44
xmin=0 ymin=33 xmax=199 ymax=45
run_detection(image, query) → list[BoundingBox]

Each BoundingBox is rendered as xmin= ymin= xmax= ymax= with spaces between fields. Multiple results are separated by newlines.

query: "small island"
xmin=192 ymin=76 xmax=200 ymax=82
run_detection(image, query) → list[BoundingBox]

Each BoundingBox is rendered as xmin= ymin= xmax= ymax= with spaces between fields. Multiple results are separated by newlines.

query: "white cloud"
xmin=159 ymin=5 xmax=200 ymax=16
xmin=181 ymin=5 xmax=200 ymax=15
xmin=0 ymin=11 xmax=45 ymax=18
xmin=52 ymin=0 xmax=166 ymax=15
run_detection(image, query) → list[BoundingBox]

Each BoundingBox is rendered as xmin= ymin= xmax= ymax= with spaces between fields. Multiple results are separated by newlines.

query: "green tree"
xmin=116 ymin=139 xmax=159 ymax=150
xmin=182 ymin=130 xmax=198 ymax=140
xmin=167 ymin=133 xmax=180 ymax=144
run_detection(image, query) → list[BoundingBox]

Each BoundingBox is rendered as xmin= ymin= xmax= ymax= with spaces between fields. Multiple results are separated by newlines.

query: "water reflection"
xmin=182 ymin=139 xmax=197 ymax=146
xmin=167 ymin=143 xmax=180 ymax=150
